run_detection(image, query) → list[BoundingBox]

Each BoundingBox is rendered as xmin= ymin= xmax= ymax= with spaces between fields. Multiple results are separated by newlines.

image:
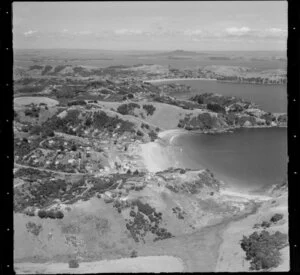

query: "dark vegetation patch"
xmin=68 ymin=259 xmax=79 ymax=268
xmin=172 ymin=206 xmax=185 ymax=219
xmin=240 ymin=230 xmax=288 ymax=271
xmin=26 ymin=222 xmax=43 ymax=236
xmin=14 ymin=168 xmax=135 ymax=212
xmin=117 ymin=103 xmax=140 ymax=115
xmin=148 ymin=130 xmax=158 ymax=141
xmin=142 ymin=104 xmax=156 ymax=116
xmin=41 ymin=65 xmax=53 ymax=76
xmin=17 ymin=85 xmax=46 ymax=94
xmin=178 ymin=113 xmax=219 ymax=130
xmin=190 ymin=93 xmax=250 ymax=110
xmin=207 ymin=103 xmax=226 ymax=114
xmin=253 ymin=213 xmax=284 ymax=229
xmin=24 ymin=105 xmax=41 ymax=118
xmin=67 ymin=100 xmax=87 ymax=106
xmin=125 ymin=200 xmax=173 ymax=243
xmin=14 ymin=138 xmax=43 ymax=159
xmin=37 ymin=209 xmax=64 ymax=219
xmin=29 ymin=65 xmax=43 ymax=70
xmin=53 ymin=65 xmax=68 ymax=74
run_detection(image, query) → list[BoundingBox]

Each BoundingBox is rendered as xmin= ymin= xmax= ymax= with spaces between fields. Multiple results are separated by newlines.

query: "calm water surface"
xmin=172 ymin=127 xmax=287 ymax=193
xmin=160 ymin=79 xmax=287 ymax=113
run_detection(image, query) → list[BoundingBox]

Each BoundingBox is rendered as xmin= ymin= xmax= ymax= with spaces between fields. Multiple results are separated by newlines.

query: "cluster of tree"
xmin=141 ymin=123 xmax=150 ymax=129
xmin=93 ymin=111 xmax=135 ymax=134
xmin=117 ymin=103 xmax=140 ymax=115
xmin=24 ymin=105 xmax=40 ymax=118
xmin=29 ymin=65 xmax=44 ymax=70
xmin=148 ymin=130 xmax=158 ymax=141
xmin=53 ymin=65 xmax=68 ymax=74
xmin=37 ymin=209 xmax=64 ymax=219
xmin=67 ymin=100 xmax=87 ymax=106
xmin=240 ymin=230 xmax=288 ymax=271
xmin=25 ymin=221 xmax=43 ymax=236
xmin=142 ymin=104 xmax=156 ymax=116
xmin=41 ymin=65 xmax=53 ymax=75
xmin=254 ymin=213 xmax=284 ymax=229
xmin=190 ymin=93 xmax=248 ymax=109
xmin=207 ymin=103 xmax=226 ymax=113
xmin=69 ymin=259 xmax=79 ymax=268
xmin=14 ymin=138 xmax=32 ymax=158
xmin=41 ymin=109 xmax=81 ymax=136
xmin=178 ymin=113 xmax=219 ymax=130
xmin=18 ymin=85 xmax=46 ymax=94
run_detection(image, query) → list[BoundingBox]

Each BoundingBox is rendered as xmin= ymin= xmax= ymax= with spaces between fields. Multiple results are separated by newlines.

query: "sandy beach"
xmin=139 ymin=129 xmax=187 ymax=172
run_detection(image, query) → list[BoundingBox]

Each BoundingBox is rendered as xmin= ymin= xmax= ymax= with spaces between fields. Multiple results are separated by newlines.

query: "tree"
xmin=38 ymin=210 xmax=47 ymax=219
xmin=240 ymin=230 xmax=288 ymax=271
xmin=68 ymin=259 xmax=79 ymax=268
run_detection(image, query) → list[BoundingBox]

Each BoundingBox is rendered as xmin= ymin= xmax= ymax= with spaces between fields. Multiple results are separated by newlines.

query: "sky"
xmin=13 ymin=1 xmax=287 ymax=51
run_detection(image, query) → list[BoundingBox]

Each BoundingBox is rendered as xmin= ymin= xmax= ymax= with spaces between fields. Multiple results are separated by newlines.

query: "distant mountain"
xmin=153 ymin=50 xmax=207 ymax=57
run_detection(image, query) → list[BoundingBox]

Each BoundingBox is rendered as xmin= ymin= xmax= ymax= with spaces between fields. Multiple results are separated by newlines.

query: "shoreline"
xmin=139 ymin=125 xmax=286 ymax=174
xmin=143 ymin=77 xmax=217 ymax=83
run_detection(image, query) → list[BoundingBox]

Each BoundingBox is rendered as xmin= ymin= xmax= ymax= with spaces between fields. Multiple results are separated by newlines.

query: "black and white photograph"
xmin=13 ymin=1 xmax=289 ymax=273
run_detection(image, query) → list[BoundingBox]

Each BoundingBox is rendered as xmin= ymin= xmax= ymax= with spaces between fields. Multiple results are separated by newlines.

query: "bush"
xmin=67 ymin=100 xmax=86 ymax=106
xmin=130 ymin=250 xmax=138 ymax=258
xmin=68 ymin=259 xmax=79 ymax=268
xmin=148 ymin=130 xmax=158 ymax=141
xmin=55 ymin=211 xmax=64 ymax=219
xmin=270 ymin=213 xmax=283 ymax=223
xmin=143 ymin=104 xmax=156 ymax=116
xmin=71 ymin=144 xmax=77 ymax=151
xmin=29 ymin=65 xmax=43 ymax=70
xmin=41 ymin=65 xmax=52 ymax=75
xmin=240 ymin=230 xmax=288 ymax=271
xmin=207 ymin=103 xmax=226 ymax=113
xmin=117 ymin=103 xmax=140 ymax=115
xmin=38 ymin=210 xmax=47 ymax=219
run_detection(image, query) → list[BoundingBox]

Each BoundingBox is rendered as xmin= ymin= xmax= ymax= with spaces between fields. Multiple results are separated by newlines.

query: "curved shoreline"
xmin=143 ymin=77 xmax=217 ymax=83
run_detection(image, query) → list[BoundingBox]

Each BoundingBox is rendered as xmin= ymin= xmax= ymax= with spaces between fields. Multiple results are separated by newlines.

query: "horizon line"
xmin=14 ymin=48 xmax=286 ymax=52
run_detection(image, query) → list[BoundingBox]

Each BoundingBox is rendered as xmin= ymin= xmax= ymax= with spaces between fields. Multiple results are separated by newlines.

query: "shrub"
xmin=136 ymin=130 xmax=144 ymax=137
xmin=130 ymin=250 xmax=138 ymax=258
xmin=29 ymin=65 xmax=43 ymax=70
xmin=67 ymin=100 xmax=87 ymax=106
xmin=68 ymin=259 xmax=79 ymax=268
xmin=71 ymin=144 xmax=77 ymax=151
xmin=55 ymin=211 xmax=64 ymax=219
xmin=117 ymin=103 xmax=140 ymax=115
xmin=143 ymin=104 xmax=156 ymax=116
xmin=149 ymin=130 xmax=158 ymax=141
xmin=270 ymin=213 xmax=283 ymax=223
xmin=41 ymin=65 xmax=52 ymax=75
xmin=26 ymin=222 xmax=43 ymax=236
xmin=207 ymin=103 xmax=226 ymax=113
xmin=240 ymin=230 xmax=288 ymax=271
xmin=38 ymin=210 xmax=47 ymax=219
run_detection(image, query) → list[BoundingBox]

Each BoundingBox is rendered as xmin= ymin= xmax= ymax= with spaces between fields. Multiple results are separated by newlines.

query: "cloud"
xmin=183 ymin=29 xmax=203 ymax=36
xmin=23 ymin=30 xmax=38 ymax=36
xmin=265 ymin=28 xmax=287 ymax=37
xmin=225 ymin=26 xmax=251 ymax=36
xmin=114 ymin=29 xmax=144 ymax=35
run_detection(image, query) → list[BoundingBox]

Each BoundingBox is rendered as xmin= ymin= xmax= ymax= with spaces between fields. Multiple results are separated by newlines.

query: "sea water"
xmin=159 ymin=79 xmax=287 ymax=113
xmin=171 ymin=127 xmax=287 ymax=193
